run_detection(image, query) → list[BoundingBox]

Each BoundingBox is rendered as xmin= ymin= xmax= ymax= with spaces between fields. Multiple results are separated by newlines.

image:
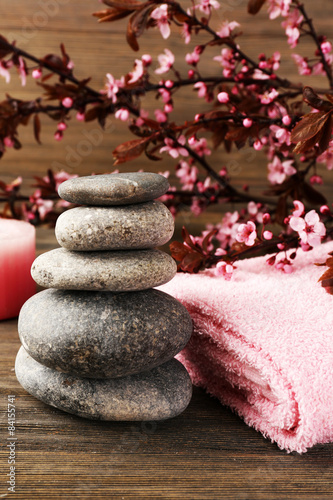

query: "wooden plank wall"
xmin=0 ymin=0 xmax=332 ymax=221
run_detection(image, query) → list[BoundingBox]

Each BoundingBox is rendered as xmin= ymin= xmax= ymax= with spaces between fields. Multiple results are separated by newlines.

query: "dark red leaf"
xmin=290 ymin=111 xmax=330 ymax=143
xmin=181 ymin=252 xmax=204 ymax=273
xmin=112 ymin=137 xmax=150 ymax=165
xmin=202 ymin=229 xmax=217 ymax=253
xmin=169 ymin=241 xmax=189 ymax=262
xmin=303 ymin=87 xmax=333 ymax=111
xmin=181 ymin=226 xmax=199 ymax=251
xmin=92 ymin=8 xmax=131 ymax=22
xmin=33 ymin=114 xmax=41 ymax=144
xmin=301 ymin=182 xmax=327 ymax=205
xmin=248 ymin=0 xmax=266 ymax=15
xmin=102 ymin=0 xmax=143 ymax=10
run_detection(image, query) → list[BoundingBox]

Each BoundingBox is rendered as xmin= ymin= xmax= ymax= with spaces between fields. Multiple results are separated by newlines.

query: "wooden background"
xmin=1 ymin=1 xmax=333 ymax=499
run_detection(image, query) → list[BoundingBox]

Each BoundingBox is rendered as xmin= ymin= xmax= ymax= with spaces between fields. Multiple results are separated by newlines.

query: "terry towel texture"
xmin=159 ymin=242 xmax=333 ymax=453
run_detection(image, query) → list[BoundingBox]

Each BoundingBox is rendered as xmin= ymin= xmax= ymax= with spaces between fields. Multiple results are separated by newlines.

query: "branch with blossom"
xmin=1 ymin=0 xmax=333 ymax=284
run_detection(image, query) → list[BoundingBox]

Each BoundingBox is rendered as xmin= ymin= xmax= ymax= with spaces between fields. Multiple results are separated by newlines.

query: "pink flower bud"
xmin=165 ymin=79 xmax=174 ymax=88
xmin=253 ymin=139 xmax=262 ymax=151
xmin=4 ymin=136 xmax=14 ymax=148
xmin=76 ymin=112 xmax=85 ymax=122
xmin=164 ymin=103 xmax=173 ymax=113
xmin=282 ymin=115 xmax=292 ymax=126
xmin=243 ymin=118 xmax=253 ymax=128
xmin=142 ymin=54 xmax=152 ymax=66
xmin=277 ymin=243 xmax=285 ymax=250
xmin=57 ymin=122 xmax=67 ymax=131
xmin=217 ymin=91 xmax=229 ymax=103
xmin=320 ymin=205 xmax=330 ymax=214
xmin=262 ymin=213 xmax=271 ymax=224
xmin=32 ymin=68 xmax=42 ymax=79
xmin=263 ymin=230 xmax=273 ymax=240
xmin=62 ymin=97 xmax=73 ymax=108
xmin=54 ymin=131 xmax=63 ymax=141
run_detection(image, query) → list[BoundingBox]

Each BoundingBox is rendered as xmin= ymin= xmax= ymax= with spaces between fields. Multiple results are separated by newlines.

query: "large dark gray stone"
xmin=58 ymin=172 xmax=169 ymax=206
xmin=15 ymin=347 xmax=192 ymax=421
xmin=31 ymin=248 xmax=177 ymax=291
xmin=18 ymin=288 xmax=193 ymax=378
xmin=55 ymin=201 xmax=174 ymax=251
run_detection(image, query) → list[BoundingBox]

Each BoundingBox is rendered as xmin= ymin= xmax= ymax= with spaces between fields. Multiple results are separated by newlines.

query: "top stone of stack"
xmin=58 ymin=172 xmax=169 ymax=206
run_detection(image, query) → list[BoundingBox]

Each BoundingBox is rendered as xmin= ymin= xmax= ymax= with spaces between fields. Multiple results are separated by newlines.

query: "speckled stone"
xmin=18 ymin=288 xmax=193 ymax=378
xmin=58 ymin=172 xmax=169 ymax=206
xmin=31 ymin=248 xmax=177 ymax=291
xmin=15 ymin=347 xmax=192 ymax=421
xmin=55 ymin=201 xmax=174 ymax=251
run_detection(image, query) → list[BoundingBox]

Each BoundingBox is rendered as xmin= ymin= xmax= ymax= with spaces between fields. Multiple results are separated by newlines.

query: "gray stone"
xmin=15 ymin=347 xmax=192 ymax=421
xmin=55 ymin=201 xmax=174 ymax=251
xmin=58 ymin=172 xmax=169 ymax=206
xmin=18 ymin=288 xmax=193 ymax=378
xmin=31 ymin=248 xmax=177 ymax=291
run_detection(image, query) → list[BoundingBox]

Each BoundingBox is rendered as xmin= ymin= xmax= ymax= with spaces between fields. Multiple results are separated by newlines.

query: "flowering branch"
xmin=1 ymin=0 xmax=333 ymax=281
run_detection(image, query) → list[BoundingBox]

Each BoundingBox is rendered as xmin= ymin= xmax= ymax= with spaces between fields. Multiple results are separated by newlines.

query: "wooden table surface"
xmin=1 ymin=231 xmax=333 ymax=500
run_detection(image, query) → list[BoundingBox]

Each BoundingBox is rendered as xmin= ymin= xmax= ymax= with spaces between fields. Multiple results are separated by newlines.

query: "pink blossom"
xmin=310 ymin=174 xmax=323 ymax=185
xmin=197 ymin=0 xmax=220 ymax=15
xmin=115 ymin=108 xmax=130 ymax=121
xmin=260 ymin=88 xmax=279 ymax=104
xmin=0 ymin=62 xmax=10 ymax=83
xmin=176 ymin=161 xmax=198 ymax=190
xmin=128 ymin=59 xmax=144 ymax=84
xmin=215 ymin=261 xmax=234 ymax=280
xmin=214 ymin=211 xmax=240 ymax=249
xmin=54 ymin=131 xmax=63 ymax=141
xmin=185 ymin=50 xmax=200 ymax=66
xmin=194 ymin=81 xmax=208 ymax=99
xmin=151 ymin=4 xmax=170 ymax=39
xmin=275 ymin=258 xmax=293 ymax=273
xmin=154 ymin=109 xmax=168 ymax=123
xmin=292 ymin=200 xmax=304 ymax=217
xmin=190 ymin=137 xmax=211 ymax=156
xmin=182 ymin=23 xmax=191 ymax=44
xmin=243 ymin=118 xmax=253 ymax=128
xmin=76 ymin=112 xmax=85 ymax=122
xmin=270 ymin=125 xmax=291 ymax=145
xmin=62 ymin=97 xmax=73 ymax=108
xmin=289 ymin=210 xmax=326 ymax=247
xmin=321 ymin=41 xmax=332 ymax=54
xmin=3 ymin=137 xmax=14 ymax=148
xmin=236 ymin=220 xmax=257 ymax=246
xmin=47 ymin=171 xmax=78 ymax=191
xmin=292 ymin=54 xmax=311 ymax=76
xmin=57 ymin=122 xmax=67 ymax=131
xmin=281 ymin=10 xmax=303 ymax=48
xmin=267 ymin=0 xmax=292 ymax=20
xmin=160 ymin=135 xmax=188 ymax=158
xmin=268 ymin=156 xmax=296 ymax=184
xmin=216 ymin=21 xmax=240 ymax=38
xmin=317 ymin=141 xmax=333 ymax=170
xmin=217 ymin=91 xmax=229 ymax=103
xmin=155 ymin=49 xmax=175 ymax=74
xmin=213 ymin=48 xmax=236 ymax=77
xmin=102 ymin=74 xmax=124 ymax=103
xmin=18 ymin=56 xmax=27 ymax=86
xmin=32 ymin=68 xmax=42 ymax=79
xmin=142 ymin=54 xmax=152 ymax=66
xmin=282 ymin=114 xmax=291 ymax=126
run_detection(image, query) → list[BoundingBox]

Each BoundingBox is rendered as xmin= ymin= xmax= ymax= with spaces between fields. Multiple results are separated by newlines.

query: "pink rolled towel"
xmin=159 ymin=241 xmax=333 ymax=453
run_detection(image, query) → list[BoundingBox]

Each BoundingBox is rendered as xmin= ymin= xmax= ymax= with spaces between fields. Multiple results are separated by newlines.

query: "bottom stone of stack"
xmin=15 ymin=347 xmax=192 ymax=421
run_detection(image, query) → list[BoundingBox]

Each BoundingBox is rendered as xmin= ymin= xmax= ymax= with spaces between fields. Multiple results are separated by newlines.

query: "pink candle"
xmin=0 ymin=219 xmax=36 ymax=321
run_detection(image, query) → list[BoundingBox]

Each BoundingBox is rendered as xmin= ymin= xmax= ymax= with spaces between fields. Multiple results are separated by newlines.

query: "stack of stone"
xmin=15 ymin=172 xmax=193 ymax=421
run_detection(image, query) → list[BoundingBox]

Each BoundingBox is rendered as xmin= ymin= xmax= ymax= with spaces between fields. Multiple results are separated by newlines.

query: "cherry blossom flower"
xmin=151 ymin=4 xmax=170 ymax=39
xmin=155 ymin=49 xmax=175 ymax=74
xmin=212 ymin=211 xmax=240 ymax=249
xmin=185 ymin=50 xmax=200 ymax=66
xmin=182 ymin=23 xmax=191 ymax=44
xmin=215 ymin=261 xmax=234 ymax=280
xmin=176 ymin=161 xmax=199 ymax=190
xmin=154 ymin=109 xmax=168 ymax=123
xmin=0 ymin=62 xmax=10 ymax=83
xmin=216 ymin=21 xmax=240 ymax=38
xmin=128 ymin=59 xmax=144 ymax=84
xmin=102 ymin=73 xmax=123 ymax=103
xmin=189 ymin=137 xmax=211 ymax=156
xmin=270 ymin=125 xmax=291 ymax=145
xmin=289 ymin=210 xmax=326 ymax=247
xmin=275 ymin=257 xmax=293 ymax=273
xmin=292 ymin=54 xmax=311 ymax=76
xmin=160 ymin=136 xmax=188 ymax=158
xmin=115 ymin=108 xmax=130 ymax=121
xmin=193 ymin=81 xmax=208 ymax=99
xmin=292 ymin=200 xmax=304 ymax=217
xmin=281 ymin=9 xmax=303 ymax=48
xmin=217 ymin=91 xmax=229 ymax=103
xmin=317 ymin=142 xmax=333 ymax=170
xmin=197 ymin=0 xmax=220 ymax=15
xmin=236 ymin=220 xmax=257 ymax=246
xmin=267 ymin=0 xmax=292 ymax=20
xmin=268 ymin=156 xmax=296 ymax=184
xmin=260 ymin=88 xmax=279 ymax=105
xmin=213 ymin=48 xmax=236 ymax=77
